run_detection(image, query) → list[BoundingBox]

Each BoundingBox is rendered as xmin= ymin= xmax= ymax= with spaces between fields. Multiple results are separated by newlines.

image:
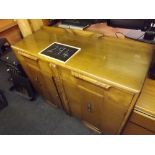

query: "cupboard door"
xmin=25 ymin=63 xmax=62 ymax=106
xmin=23 ymin=63 xmax=45 ymax=96
xmin=39 ymin=61 xmax=62 ymax=107
xmin=16 ymin=52 xmax=45 ymax=96
xmin=42 ymin=72 xmax=62 ymax=107
xmin=78 ymin=85 xmax=104 ymax=129
xmin=17 ymin=51 xmax=62 ymax=107
xmin=59 ymin=68 xmax=82 ymax=118
xmin=77 ymin=78 xmax=134 ymax=134
xmin=60 ymin=68 xmax=134 ymax=134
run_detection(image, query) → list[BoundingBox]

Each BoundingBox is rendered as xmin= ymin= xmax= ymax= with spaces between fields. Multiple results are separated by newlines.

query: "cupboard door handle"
xmin=87 ymin=103 xmax=92 ymax=112
xmin=18 ymin=51 xmax=38 ymax=61
xmin=35 ymin=77 xmax=38 ymax=81
xmin=49 ymin=63 xmax=57 ymax=68
xmin=72 ymin=71 xmax=111 ymax=90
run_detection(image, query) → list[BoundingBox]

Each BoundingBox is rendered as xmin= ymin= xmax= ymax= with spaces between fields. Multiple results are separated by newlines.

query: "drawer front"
xmin=123 ymin=122 xmax=154 ymax=135
xmin=130 ymin=110 xmax=155 ymax=133
xmin=60 ymin=68 xmax=134 ymax=134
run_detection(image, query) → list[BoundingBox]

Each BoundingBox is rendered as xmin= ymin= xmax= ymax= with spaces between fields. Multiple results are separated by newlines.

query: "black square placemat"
xmin=40 ymin=42 xmax=80 ymax=62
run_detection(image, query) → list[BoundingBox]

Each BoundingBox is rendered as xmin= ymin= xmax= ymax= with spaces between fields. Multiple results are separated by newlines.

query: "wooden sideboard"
xmin=11 ymin=26 xmax=154 ymax=134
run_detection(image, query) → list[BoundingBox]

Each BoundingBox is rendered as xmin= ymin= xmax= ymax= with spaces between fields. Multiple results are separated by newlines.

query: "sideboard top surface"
xmin=12 ymin=26 xmax=154 ymax=93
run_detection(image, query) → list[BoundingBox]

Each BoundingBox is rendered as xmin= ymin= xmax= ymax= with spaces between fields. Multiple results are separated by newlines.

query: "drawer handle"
xmin=34 ymin=77 xmax=38 ymax=81
xmin=87 ymin=103 xmax=92 ymax=112
xmin=49 ymin=63 xmax=57 ymax=68
xmin=72 ymin=71 xmax=111 ymax=90
xmin=18 ymin=51 xmax=38 ymax=61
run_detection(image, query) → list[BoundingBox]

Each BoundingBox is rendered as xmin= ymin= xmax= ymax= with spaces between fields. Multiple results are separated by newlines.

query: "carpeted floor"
xmin=0 ymin=52 xmax=95 ymax=135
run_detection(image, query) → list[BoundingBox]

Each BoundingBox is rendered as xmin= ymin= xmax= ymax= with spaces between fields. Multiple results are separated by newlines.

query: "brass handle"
xmin=87 ymin=103 xmax=92 ymax=112
xmin=35 ymin=77 xmax=38 ymax=81
xmin=72 ymin=71 xmax=111 ymax=90
xmin=18 ymin=51 xmax=38 ymax=61
xmin=49 ymin=63 xmax=57 ymax=68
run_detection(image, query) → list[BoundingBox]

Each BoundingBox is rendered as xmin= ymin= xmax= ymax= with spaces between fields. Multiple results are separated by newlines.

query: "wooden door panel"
xmin=100 ymin=87 xmax=133 ymax=134
xmin=61 ymin=73 xmax=82 ymax=118
xmin=76 ymin=77 xmax=133 ymax=134
xmin=24 ymin=64 xmax=44 ymax=95
xmin=60 ymin=68 xmax=134 ymax=134
xmin=15 ymin=52 xmax=54 ymax=102
xmin=78 ymin=85 xmax=104 ymax=129
xmin=15 ymin=51 xmax=62 ymax=107
xmin=43 ymin=73 xmax=62 ymax=107
xmin=39 ymin=61 xmax=62 ymax=107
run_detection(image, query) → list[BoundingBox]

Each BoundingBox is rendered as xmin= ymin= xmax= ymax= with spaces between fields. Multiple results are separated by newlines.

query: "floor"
xmin=0 ymin=52 xmax=95 ymax=135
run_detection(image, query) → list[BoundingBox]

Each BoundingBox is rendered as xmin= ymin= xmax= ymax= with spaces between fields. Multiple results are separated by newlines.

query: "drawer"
xmin=123 ymin=122 xmax=154 ymax=135
xmin=130 ymin=110 xmax=155 ymax=133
